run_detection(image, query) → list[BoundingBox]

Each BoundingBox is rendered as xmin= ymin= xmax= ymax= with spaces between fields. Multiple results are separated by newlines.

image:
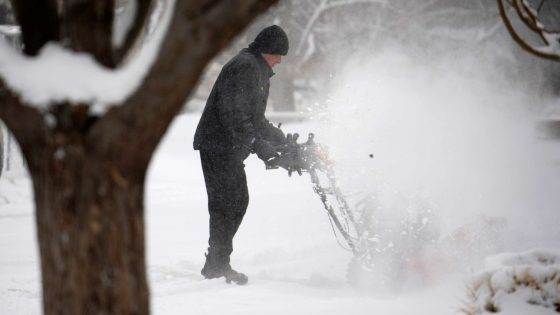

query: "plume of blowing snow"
xmin=316 ymin=46 xmax=560 ymax=273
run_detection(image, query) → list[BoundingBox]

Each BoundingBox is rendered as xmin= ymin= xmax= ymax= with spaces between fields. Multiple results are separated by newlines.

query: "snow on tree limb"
xmin=0 ymin=0 xmax=174 ymax=113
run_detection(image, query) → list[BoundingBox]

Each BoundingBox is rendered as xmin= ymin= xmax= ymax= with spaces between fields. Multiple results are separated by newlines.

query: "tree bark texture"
xmin=59 ymin=0 xmax=116 ymax=67
xmin=1 ymin=1 xmax=279 ymax=314
xmin=34 ymin=140 xmax=149 ymax=315
xmin=11 ymin=0 xmax=60 ymax=56
xmin=0 ymin=96 xmax=150 ymax=315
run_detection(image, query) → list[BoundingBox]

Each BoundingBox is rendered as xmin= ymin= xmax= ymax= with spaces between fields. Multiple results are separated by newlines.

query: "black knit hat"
xmin=249 ymin=25 xmax=289 ymax=56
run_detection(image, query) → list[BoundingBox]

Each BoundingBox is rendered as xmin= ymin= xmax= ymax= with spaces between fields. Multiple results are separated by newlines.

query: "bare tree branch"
xmin=295 ymin=0 xmax=327 ymax=56
xmin=498 ymin=0 xmax=560 ymax=61
xmin=295 ymin=0 xmax=386 ymax=56
xmin=514 ymin=0 xmax=540 ymax=32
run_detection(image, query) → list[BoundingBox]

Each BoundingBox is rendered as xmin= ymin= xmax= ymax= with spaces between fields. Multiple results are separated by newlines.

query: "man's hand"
xmin=269 ymin=127 xmax=286 ymax=144
xmin=253 ymin=139 xmax=279 ymax=162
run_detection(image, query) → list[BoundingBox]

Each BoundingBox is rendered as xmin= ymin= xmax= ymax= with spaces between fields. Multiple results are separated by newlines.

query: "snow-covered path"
xmin=145 ymin=114 xmax=464 ymax=314
xmin=0 ymin=113 xmax=557 ymax=315
xmin=0 ymin=114 xmax=465 ymax=314
xmin=0 ymin=176 xmax=38 ymax=315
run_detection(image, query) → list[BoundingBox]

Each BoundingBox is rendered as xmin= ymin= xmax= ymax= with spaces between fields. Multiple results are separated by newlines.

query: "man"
xmin=193 ymin=25 xmax=289 ymax=285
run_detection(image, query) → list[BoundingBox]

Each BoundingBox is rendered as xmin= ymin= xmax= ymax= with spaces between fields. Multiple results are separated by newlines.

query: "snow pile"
xmin=0 ymin=0 xmax=174 ymax=113
xmin=463 ymin=249 xmax=560 ymax=314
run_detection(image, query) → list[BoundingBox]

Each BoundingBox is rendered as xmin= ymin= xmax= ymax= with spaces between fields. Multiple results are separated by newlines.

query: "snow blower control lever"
xmin=265 ymin=132 xmax=330 ymax=176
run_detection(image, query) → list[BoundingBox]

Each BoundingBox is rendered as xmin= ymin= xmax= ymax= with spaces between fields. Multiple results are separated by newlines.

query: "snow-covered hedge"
xmin=462 ymin=249 xmax=560 ymax=314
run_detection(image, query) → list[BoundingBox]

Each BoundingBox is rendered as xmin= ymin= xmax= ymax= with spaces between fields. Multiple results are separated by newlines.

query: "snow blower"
xmin=266 ymin=133 xmax=380 ymax=283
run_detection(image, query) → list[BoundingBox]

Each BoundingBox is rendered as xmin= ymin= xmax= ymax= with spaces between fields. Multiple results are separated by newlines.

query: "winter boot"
xmin=202 ymin=264 xmax=248 ymax=285
xmin=224 ymin=268 xmax=248 ymax=285
xmin=201 ymin=255 xmax=248 ymax=285
xmin=201 ymin=253 xmax=225 ymax=279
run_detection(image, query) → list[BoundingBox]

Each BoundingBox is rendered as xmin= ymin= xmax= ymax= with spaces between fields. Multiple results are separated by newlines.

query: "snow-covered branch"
xmin=0 ymin=0 xmax=173 ymax=113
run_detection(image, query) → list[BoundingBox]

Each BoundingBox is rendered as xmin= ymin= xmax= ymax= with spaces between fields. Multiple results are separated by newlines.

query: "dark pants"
xmin=200 ymin=151 xmax=249 ymax=272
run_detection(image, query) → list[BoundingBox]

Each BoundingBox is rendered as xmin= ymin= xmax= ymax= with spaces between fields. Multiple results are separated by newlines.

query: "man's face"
xmin=262 ymin=54 xmax=282 ymax=68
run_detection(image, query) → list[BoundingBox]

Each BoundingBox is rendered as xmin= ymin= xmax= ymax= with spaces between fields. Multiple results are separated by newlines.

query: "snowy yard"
xmin=1 ymin=113 xmax=559 ymax=315
xmin=1 ymin=0 xmax=560 ymax=314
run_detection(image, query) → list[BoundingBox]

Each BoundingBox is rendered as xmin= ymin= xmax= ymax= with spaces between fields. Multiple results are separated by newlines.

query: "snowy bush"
xmin=462 ymin=249 xmax=560 ymax=314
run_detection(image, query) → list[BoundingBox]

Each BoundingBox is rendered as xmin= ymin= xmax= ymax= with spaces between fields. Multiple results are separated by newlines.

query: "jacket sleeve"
xmin=218 ymin=62 xmax=259 ymax=152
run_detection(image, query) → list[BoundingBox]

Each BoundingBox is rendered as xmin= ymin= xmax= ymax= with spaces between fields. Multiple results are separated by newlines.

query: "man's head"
xmin=249 ymin=25 xmax=289 ymax=68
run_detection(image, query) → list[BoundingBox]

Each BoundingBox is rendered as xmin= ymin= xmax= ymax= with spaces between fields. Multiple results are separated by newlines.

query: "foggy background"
xmin=189 ymin=0 xmax=560 ymax=112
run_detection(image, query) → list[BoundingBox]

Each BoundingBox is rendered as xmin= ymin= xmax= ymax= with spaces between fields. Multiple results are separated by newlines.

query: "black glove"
xmin=269 ymin=127 xmax=287 ymax=144
xmin=253 ymin=139 xmax=279 ymax=162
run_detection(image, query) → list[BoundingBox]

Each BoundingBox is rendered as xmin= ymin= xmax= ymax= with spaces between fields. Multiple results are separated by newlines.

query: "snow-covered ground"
xmin=464 ymin=249 xmax=560 ymax=315
xmin=1 ymin=113 xmax=558 ymax=315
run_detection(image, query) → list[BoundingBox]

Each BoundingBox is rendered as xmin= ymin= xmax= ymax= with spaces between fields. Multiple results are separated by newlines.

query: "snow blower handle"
xmin=265 ymin=133 xmax=330 ymax=176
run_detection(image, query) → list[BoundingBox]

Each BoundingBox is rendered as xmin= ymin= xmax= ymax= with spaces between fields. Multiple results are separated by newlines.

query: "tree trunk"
xmin=18 ymin=105 xmax=151 ymax=315
xmin=31 ymin=122 xmax=149 ymax=315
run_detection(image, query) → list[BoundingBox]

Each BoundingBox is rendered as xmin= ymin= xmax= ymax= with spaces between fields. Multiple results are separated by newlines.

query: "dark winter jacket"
xmin=193 ymin=48 xmax=283 ymax=159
